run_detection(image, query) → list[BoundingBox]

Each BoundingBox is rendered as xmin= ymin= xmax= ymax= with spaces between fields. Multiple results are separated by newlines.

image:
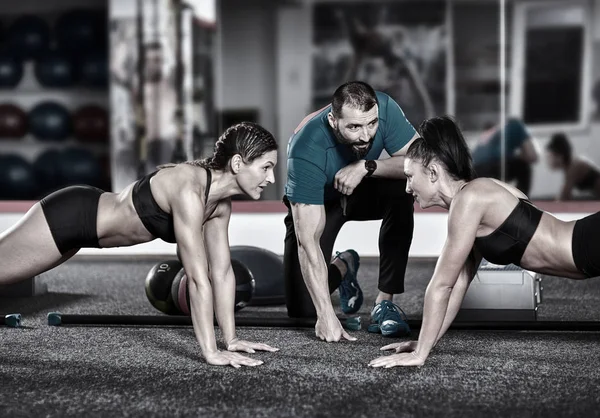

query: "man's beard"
xmin=333 ymin=126 xmax=374 ymax=159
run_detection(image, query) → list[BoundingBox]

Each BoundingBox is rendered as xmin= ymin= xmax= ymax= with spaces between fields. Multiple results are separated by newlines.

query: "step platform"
xmin=0 ymin=276 xmax=47 ymax=297
xmin=455 ymin=260 xmax=543 ymax=322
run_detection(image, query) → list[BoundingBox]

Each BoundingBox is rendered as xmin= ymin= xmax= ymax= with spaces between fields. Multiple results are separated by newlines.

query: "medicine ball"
xmin=55 ymin=9 xmax=106 ymax=55
xmin=0 ymin=103 xmax=27 ymax=138
xmin=35 ymin=51 xmax=75 ymax=88
xmin=0 ymin=154 xmax=39 ymax=200
xmin=73 ymin=105 xmax=108 ymax=143
xmin=59 ymin=147 xmax=103 ymax=187
xmin=28 ymin=101 xmax=71 ymax=141
xmin=0 ymin=54 xmax=24 ymax=88
xmin=79 ymin=51 xmax=108 ymax=88
xmin=145 ymin=259 xmax=183 ymax=315
xmin=6 ymin=15 xmax=50 ymax=60
xmin=33 ymin=148 xmax=64 ymax=194
xmin=230 ymin=246 xmax=285 ymax=306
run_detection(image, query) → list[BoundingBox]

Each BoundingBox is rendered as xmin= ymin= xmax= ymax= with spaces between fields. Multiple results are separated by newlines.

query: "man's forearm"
xmin=297 ymin=243 xmax=333 ymax=315
xmin=370 ymin=155 xmax=407 ymax=179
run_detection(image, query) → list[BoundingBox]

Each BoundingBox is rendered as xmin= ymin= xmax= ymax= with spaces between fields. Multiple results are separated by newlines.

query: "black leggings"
xmin=283 ymin=177 xmax=415 ymax=318
xmin=571 ymin=211 xmax=600 ymax=278
xmin=40 ymin=185 xmax=104 ymax=255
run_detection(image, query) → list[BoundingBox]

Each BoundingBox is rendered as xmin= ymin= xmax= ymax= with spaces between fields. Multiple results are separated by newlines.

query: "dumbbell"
xmin=145 ymin=259 xmax=254 ymax=315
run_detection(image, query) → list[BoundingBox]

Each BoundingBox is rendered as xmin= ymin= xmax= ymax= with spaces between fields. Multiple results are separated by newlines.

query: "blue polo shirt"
xmin=472 ymin=118 xmax=531 ymax=165
xmin=285 ymin=91 xmax=416 ymax=205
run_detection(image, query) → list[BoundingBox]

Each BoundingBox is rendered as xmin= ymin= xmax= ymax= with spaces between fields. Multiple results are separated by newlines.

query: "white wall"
xmin=215 ymin=0 xmax=278 ymax=198
xmin=275 ymin=3 xmax=313 ymax=198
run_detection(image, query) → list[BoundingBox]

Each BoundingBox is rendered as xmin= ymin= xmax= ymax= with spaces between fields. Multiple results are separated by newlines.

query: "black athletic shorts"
xmin=40 ymin=185 xmax=104 ymax=255
xmin=571 ymin=211 xmax=600 ymax=278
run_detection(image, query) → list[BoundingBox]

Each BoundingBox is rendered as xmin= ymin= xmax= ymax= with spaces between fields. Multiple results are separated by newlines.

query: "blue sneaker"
xmin=333 ymin=249 xmax=363 ymax=314
xmin=367 ymin=300 xmax=411 ymax=337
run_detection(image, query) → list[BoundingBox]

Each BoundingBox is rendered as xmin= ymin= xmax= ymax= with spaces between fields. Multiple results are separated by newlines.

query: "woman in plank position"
xmin=369 ymin=116 xmax=597 ymax=368
xmin=0 ymin=122 xmax=280 ymax=368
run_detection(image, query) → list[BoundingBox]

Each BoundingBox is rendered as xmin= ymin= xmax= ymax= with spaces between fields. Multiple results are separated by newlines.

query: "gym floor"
xmin=1 ymin=258 xmax=600 ymax=417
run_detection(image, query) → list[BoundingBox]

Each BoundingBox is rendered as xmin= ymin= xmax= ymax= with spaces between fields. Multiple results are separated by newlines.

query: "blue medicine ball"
xmin=79 ymin=51 xmax=108 ymax=88
xmin=35 ymin=51 xmax=75 ymax=88
xmin=28 ymin=101 xmax=72 ymax=141
xmin=0 ymin=53 xmax=24 ymax=88
xmin=59 ymin=147 xmax=102 ymax=187
xmin=55 ymin=10 xmax=106 ymax=55
xmin=0 ymin=154 xmax=39 ymax=199
xmin=6 ymin=15 xmax=51 ymax=60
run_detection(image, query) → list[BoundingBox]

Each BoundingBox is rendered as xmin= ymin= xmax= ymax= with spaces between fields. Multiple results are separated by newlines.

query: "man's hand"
xmin=227 ymin=338 xmax=279 ymax=354
xmin=368 ymin=351 xmax=425 ymax=368
xmin=334 ymin=160 xmax=367 ymax=195
xmin=315 ymin=310 xmax=357 ymax=342
xmin=203 ymin=350 xmax=264 ymax=368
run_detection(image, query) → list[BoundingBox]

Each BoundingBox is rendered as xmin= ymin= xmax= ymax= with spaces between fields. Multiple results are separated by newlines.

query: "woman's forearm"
xmin=434 ymin=279 xmax=470 ymax=346
xmin=212 ymin=268 xmax=237 ymax=344
xmin=188 ymin=275 xmax=219 ymax=356
xmin=415 ymin=284 xmax=452 ymax=359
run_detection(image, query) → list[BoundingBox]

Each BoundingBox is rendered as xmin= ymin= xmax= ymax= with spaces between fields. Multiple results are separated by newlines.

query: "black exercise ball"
xmin=232 ymin=258 xmax=255 ymax=311
xmin=0 ymin=154 xmax=39 ymax=199
xmin=28 ymin=101 xmax=71 ymax=141
xmin=145 ymin=259 xmax=183 ymax=315
xmin=79 ymin=51 xmax=108 ymax=88
xmin=59 ymin=147 xmax=102 ymax=187
xmin=55 ymin=9 xmax=106 ymax=55
xmin=33 ymin=148 xmax=64 ymax=194
xmin=0 ymin=53 xmax=24 ymax=88
xmin=35 ymin=51 xmax=75 ymax=88
xmin=6 ymin=15 xmax=51 ymax=60
xmin=230 ymin=246 xmax=285 ymax=306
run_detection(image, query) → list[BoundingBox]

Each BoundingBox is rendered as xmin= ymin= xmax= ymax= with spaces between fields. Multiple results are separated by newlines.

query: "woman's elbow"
xmin=426 ymin=280 xmax=454 ymax=297
xmin=187 ymin=273 xmax=212 ymax=293
xmin=208 ymin=267 xmax=234 ymax=285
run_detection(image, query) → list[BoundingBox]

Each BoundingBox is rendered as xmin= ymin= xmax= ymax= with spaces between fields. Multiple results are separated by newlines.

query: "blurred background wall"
xmin=1 ymin=0 xmax=600 ymax=203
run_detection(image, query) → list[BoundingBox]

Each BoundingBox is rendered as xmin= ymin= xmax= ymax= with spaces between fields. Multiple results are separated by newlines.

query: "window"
xmin=510 ymin=1 xmax=592 ymax=131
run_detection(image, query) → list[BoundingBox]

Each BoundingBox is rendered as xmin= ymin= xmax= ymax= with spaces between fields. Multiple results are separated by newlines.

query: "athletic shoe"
xmin=367 ymin=300 xmax=411 ymax=337
xmin=333 ymin=249 xmax=363 ymax=314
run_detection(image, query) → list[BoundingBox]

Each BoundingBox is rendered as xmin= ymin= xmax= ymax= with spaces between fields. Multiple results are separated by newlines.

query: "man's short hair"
xmin=331 ymin=81 xmax=378 ymax=118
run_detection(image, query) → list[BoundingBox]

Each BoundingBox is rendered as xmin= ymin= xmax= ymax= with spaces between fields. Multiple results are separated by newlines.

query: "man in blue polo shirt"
xmin=283 ymin=81 xmax=418 ymax=342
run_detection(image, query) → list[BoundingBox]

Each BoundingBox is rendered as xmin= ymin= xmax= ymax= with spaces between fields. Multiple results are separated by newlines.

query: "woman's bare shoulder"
xmin=154 ymin=164 xmax=205 ymax=198
xmin=467 ymin=177 xmax=526 ymax=199
xmin=453 ymin=178 xmax=523 ymax=216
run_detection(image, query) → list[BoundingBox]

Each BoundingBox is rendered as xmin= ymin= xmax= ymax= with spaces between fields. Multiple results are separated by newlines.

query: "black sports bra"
xmin=132 ymin=167 xmax=212 ymax=243
xmin=473 ymin=198 xmax=543 ymax=266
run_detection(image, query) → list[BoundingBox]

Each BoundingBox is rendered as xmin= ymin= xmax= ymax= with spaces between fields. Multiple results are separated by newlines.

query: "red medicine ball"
xmin=73 ymin=104 xmax=108 ymax=143
xmin=0 ymin=103 xmax=27 ymax=138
